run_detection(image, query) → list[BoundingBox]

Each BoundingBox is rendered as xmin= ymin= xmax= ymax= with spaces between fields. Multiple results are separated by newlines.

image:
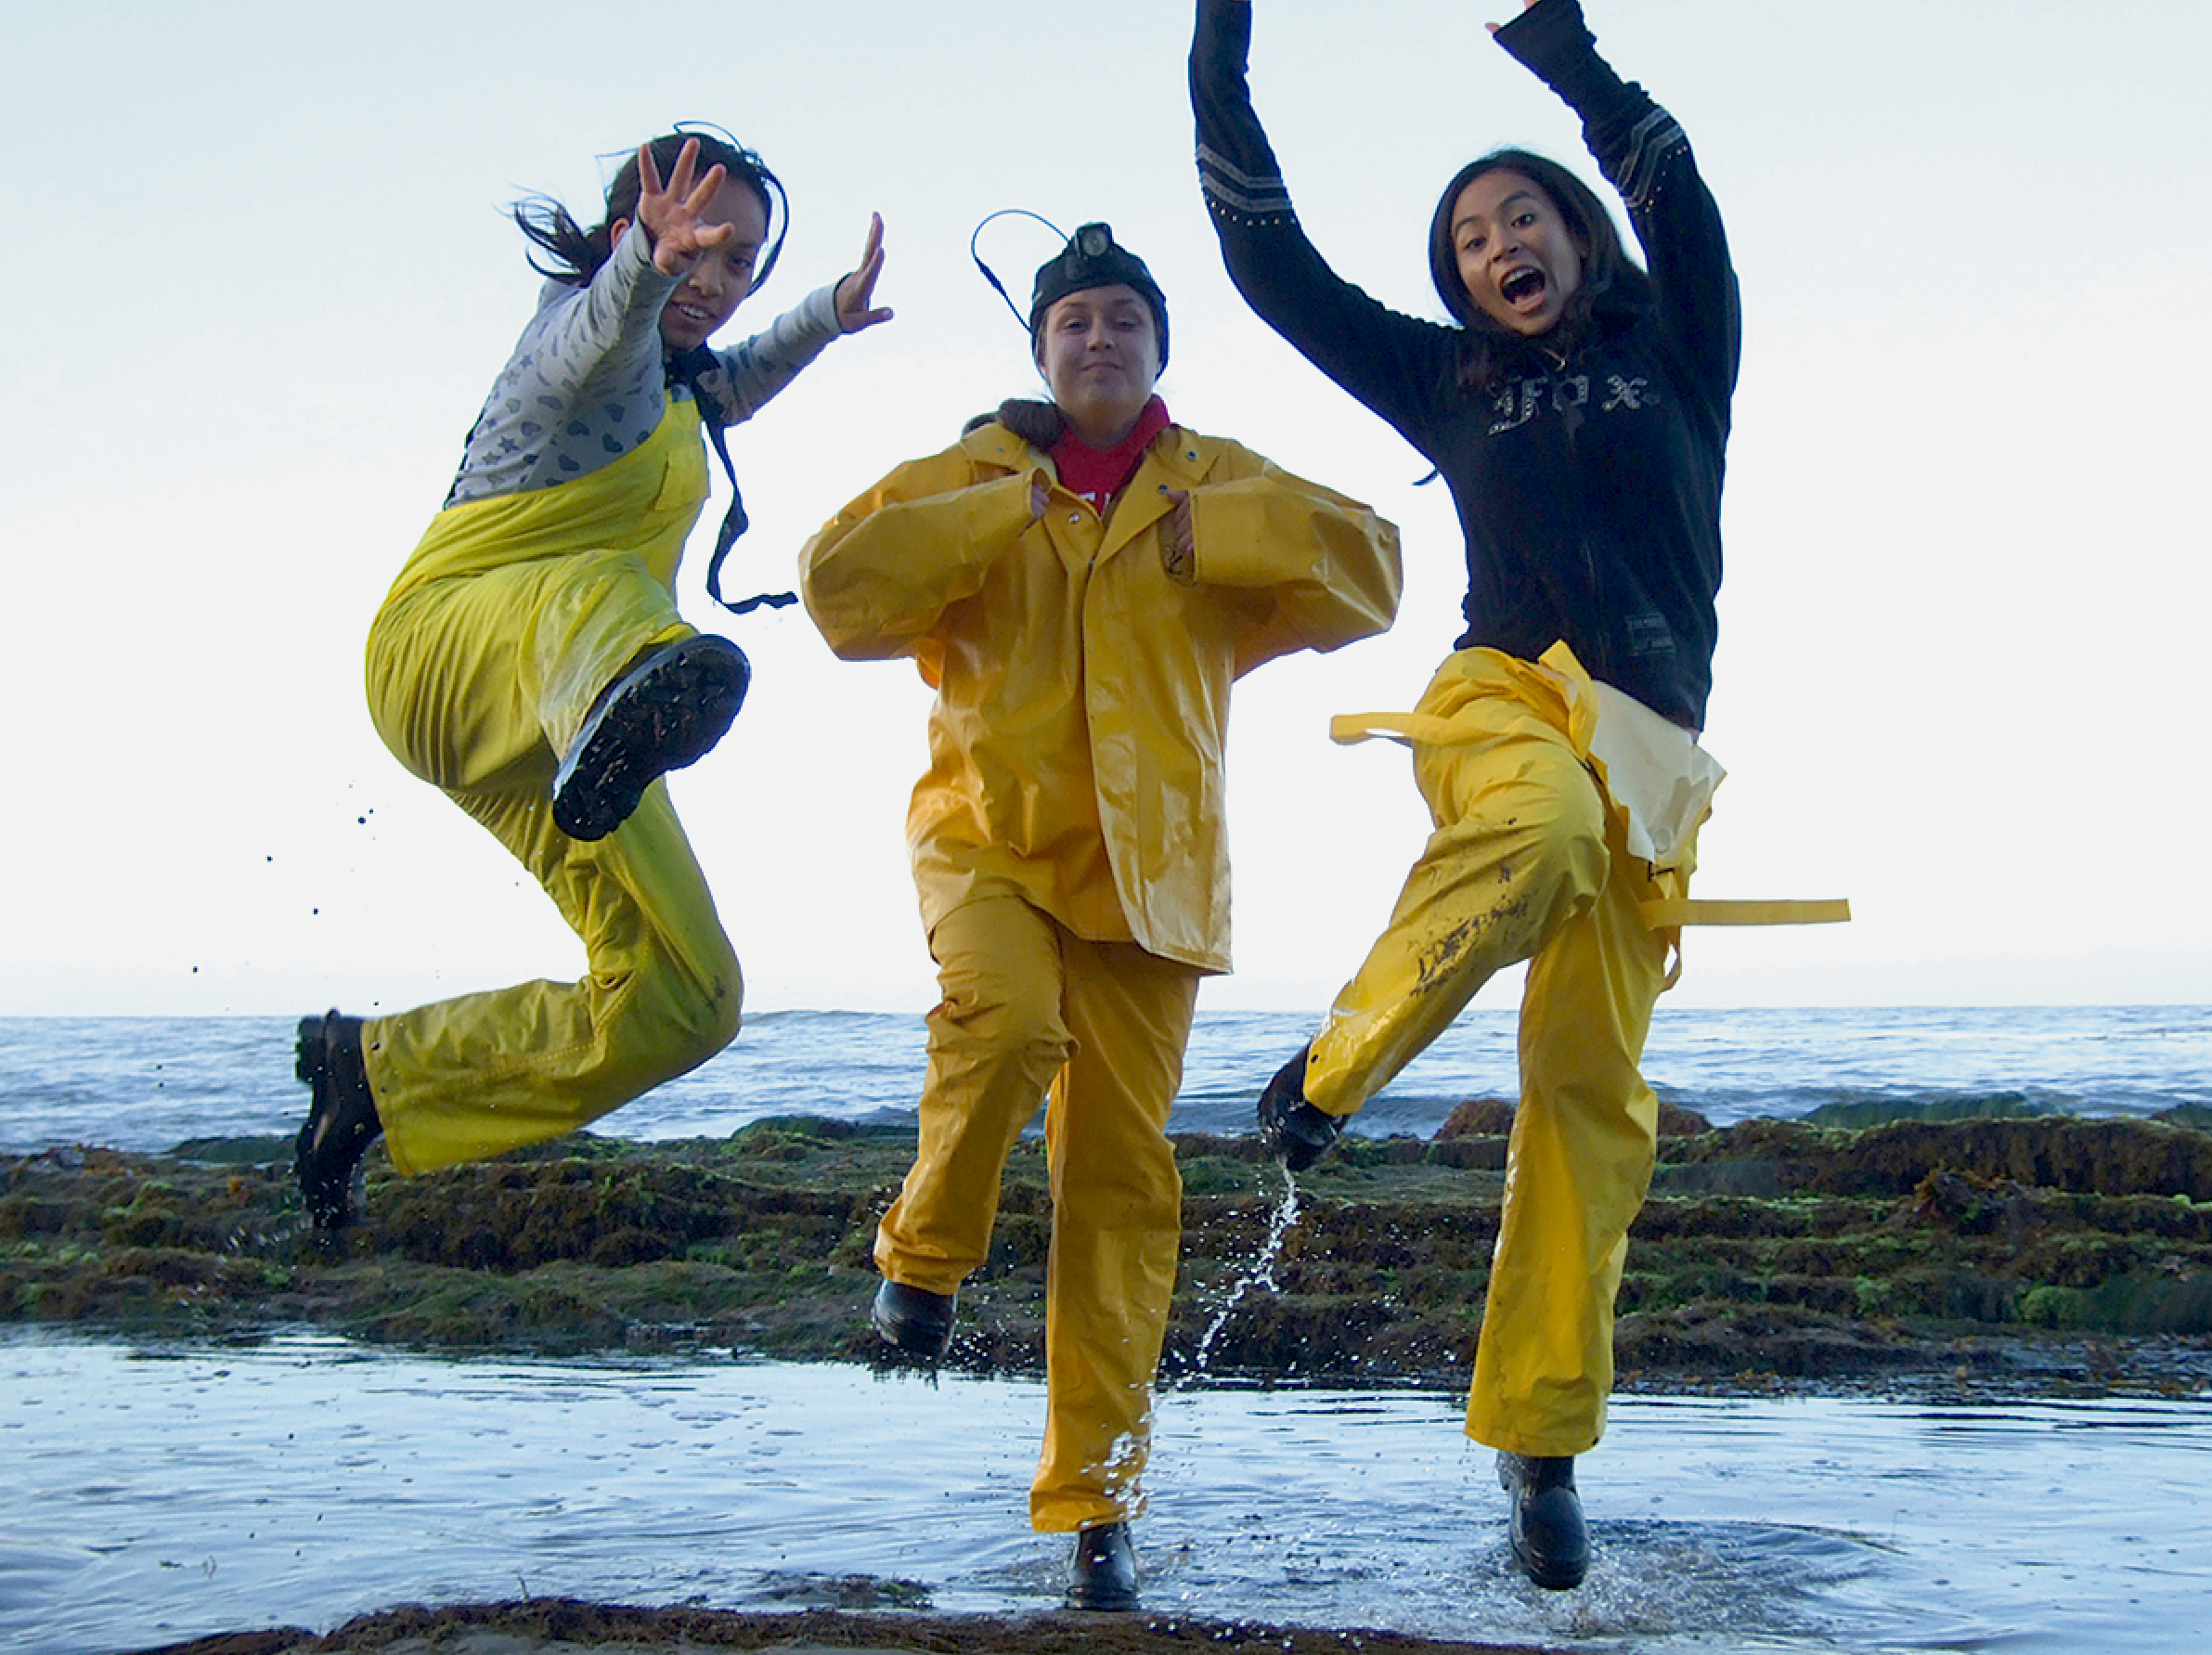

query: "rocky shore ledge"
xmin=7 ymin=1102 xmax=2212 ymax=1396
xmin=114 ymin=1599 xmax=1566 ymax=1655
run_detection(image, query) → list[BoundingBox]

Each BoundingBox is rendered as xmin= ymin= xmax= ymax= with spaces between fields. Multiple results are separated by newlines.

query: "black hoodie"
xmin=1191 ymin=0 xmax=1740 ymax=730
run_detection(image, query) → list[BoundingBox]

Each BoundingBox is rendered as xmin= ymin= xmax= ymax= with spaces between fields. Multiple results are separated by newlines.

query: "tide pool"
xmin=5 ymin=1331 xmax=2205 ymax=1655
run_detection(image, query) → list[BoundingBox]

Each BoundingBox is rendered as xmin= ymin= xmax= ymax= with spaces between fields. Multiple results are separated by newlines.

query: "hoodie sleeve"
xmin=1494 ymin=0 xmax=1740 ymax=420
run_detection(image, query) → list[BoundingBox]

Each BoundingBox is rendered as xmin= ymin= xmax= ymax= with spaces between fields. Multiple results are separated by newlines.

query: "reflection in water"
xmin=3 ymin=1331 xmax=2206 ymax=1655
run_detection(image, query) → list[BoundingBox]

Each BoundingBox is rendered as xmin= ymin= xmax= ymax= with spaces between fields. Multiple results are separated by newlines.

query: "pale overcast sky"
xmin=4 ymin=1 xmax=2207 ymax=1017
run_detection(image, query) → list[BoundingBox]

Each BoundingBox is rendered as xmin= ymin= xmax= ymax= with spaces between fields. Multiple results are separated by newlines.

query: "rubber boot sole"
xmin=552 ymin=635 xmax=748 ymax=842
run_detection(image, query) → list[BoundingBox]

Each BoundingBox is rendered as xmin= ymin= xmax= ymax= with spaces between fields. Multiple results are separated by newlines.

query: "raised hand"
xmin=634 ymin=138 xmax=736 ymax=278
xmin=1487 ymin=0 xmax=1540 ymax=36
xmin=835 ymin=213 xmax=895 ymax=334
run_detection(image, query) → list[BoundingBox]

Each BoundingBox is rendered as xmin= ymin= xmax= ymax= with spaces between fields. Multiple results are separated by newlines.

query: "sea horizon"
xmin=5 ymin=1003 xmax=2208 ymax=1158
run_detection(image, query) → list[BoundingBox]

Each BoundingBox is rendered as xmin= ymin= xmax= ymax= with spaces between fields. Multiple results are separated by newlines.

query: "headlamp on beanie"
xmin=1027 ymin=222 xmax=1170 ymax=370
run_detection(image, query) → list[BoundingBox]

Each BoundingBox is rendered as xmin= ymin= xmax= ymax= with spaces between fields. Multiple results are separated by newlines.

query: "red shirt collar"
xmin=1050 ymin=396 xmax=1171 ymax=510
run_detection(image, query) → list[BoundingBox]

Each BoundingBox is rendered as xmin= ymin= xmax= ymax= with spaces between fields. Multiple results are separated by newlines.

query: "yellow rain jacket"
xmin=800 ymin=420 xmax=1402 ymax=969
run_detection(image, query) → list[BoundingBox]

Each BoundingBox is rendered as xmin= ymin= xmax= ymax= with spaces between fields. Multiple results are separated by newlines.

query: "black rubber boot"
xmin=551 ymin=634 xmax=748 ymax=841
xmin=293 ymin=1012 xmax=383 ymax=1234
xmin=1255 ymin=1045 xmax=1342 ymax=1172
xmin=872 ymin=1279 xmax=956 ymax=1358
xmin=1066 ymin=1520 xmax=1139 ymax=1611
xmin=1498 ymin=1452 xmax=1589 ymax=1590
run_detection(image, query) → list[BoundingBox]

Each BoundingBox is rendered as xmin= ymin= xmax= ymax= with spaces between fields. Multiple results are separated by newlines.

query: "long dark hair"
xmin=1426 ymin=148 xmax=1649 ymax=387
xmin=510 ymin=127 xmax=787 ymax=291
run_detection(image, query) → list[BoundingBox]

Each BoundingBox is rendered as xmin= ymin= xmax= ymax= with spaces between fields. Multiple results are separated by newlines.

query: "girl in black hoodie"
xmin=1193 ymin=0 xmax=1740 ymax=1590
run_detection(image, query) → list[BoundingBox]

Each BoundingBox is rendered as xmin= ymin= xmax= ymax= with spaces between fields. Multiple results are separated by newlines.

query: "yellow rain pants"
xmin=1303 ymin=645 xmax=1695 ymax=1459
xmin=358 ymin=397 xmax=742 ymax=1175
xmin=876 ymin=895 xmax=1200 ymax=1532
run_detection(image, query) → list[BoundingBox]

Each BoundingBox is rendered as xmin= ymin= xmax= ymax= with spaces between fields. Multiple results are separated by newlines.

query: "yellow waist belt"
xmin=1637 ymin=896 xmax=1851 ymax=927
xmin=1329 ymin=695 xmax=1850 ymax=934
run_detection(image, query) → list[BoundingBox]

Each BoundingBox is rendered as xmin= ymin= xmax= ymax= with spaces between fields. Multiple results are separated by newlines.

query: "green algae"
xmin=5 ymin=1113 xmax=2210 ymax=1397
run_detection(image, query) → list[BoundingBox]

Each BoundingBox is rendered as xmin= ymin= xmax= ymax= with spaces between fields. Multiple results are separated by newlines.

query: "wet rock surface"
xmin=6 ymin=1109 xmax=2211 ymax=1398
xmin=125 ymin=1597 xmax=1562 ymax=1654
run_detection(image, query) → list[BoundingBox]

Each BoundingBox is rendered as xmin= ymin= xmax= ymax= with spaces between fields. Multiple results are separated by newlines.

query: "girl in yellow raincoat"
xmin=292 ymin=134 xmax=890 ymax=1234
xmin=799 ymin=223 xmax=1400 ymax=1611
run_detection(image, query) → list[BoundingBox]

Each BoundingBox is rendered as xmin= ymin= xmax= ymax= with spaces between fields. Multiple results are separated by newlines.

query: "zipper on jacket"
xmin=1553 ymin=351 xmax=1611 ymax=685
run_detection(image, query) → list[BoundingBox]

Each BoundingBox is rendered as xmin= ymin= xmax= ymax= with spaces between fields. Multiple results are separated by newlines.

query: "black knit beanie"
xmin=1028 ymin=223 xmax=1170 ymax=369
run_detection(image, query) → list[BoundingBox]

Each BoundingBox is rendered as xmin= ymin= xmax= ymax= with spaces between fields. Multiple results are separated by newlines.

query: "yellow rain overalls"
xmin=359 ymin=395 xmax=741 ymax=1175
xmin=802 ymin=418 xmax=1401 ymax=1530
xmin=1308 ymin=641 xmax=1712 ymax=1459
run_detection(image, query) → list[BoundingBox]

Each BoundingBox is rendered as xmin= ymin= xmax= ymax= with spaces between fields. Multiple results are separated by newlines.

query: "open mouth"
xmin=1500 ymin=267 xmax=1547 ymax=307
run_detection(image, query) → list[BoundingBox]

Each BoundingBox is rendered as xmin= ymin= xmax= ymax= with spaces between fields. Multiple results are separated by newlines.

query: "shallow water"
xmin=4 ymin=1331 xmax=2206 ymax=1655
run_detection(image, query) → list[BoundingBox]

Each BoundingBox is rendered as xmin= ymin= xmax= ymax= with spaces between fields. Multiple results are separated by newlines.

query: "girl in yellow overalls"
xmin=291 ymin=134 xmax=890 ymax=1233
xmin=800 ymin=224 xmax=1400 ymax=1610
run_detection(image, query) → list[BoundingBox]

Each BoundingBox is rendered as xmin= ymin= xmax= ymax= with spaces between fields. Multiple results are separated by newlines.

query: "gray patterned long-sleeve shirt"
xmin=444 ymin=224 xmax=843 ymax=507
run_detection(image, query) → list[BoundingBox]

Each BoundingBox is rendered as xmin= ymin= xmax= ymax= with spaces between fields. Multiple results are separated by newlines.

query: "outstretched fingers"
xmin=636 ymin=137 xmax=733 ymax=276
xmin=835 ymin=212 xmax=895 ymax=333
xmin=677 ymin=151 xmax=732 ymax=226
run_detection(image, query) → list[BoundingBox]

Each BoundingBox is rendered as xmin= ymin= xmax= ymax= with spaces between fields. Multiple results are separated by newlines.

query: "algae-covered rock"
xmin=1800 ymin=1093 xmax=2061 ymax=1128
xmin=4 ymin=1113 xmax=2210 ymax=1395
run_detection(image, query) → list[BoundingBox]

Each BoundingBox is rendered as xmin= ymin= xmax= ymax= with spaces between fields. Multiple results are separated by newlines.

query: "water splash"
xmin=1100 ymin=1420 xmax=1149 ymax=1508
xmin=1188 ymin=1165 xmax=1301 ymax=1375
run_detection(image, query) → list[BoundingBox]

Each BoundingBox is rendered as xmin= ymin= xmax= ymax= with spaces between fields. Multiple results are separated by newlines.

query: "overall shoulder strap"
xmin=669 ymin=346 xmax=797 ymax=616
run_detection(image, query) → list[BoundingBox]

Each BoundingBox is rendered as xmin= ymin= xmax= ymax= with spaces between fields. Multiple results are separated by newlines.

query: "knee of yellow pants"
xmin=363 ymin=915 xmax=741 ymax=1175
xmin=537 ymin=784 xmax=744 ymax=1096
xmin=528 ymin=552 xmax=692 ymax=756
xmin=920 ymin=903 xmax=1071 ymax=1120
xmin=930 ymin=936 xmax=1069 ymax=1074
xmin=1417 ymin=722 xmax=1602 ymax=842
xmin=1305 ymin=747 xmax=1609 ymax=1117
xmin=367 ymin=579 xmax=553 ymax=794
xmin=597 ymin=923 xmax=744 ymax=1095
xmin=361 ymin=782 xmax=743 ymax=1175
xmin=1052 ymin=1130 xmax=1182 ymax=1231
xmin=366 ymin=558 xmax=688 ymax=795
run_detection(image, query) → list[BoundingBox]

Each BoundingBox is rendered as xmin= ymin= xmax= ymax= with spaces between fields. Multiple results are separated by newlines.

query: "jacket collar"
xmin=956 ymin=420 xmax=1224 ymax=565
xmin=961 ymin=419 xmax=1219 ymax=485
